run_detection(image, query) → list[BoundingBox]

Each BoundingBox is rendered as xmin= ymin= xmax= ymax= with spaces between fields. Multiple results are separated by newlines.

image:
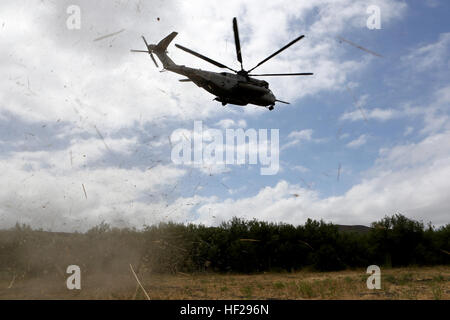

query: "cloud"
xmin=282 ymin=129 xmax=314 ymax=150
xmin=0 ymin=0 xmax=423 ymax=231
xmin=402 ymin=32 xmax=450 ymax=72
xmin=424 ymin=0 xmax=440 ymax=8
xmin=170 ymin=121 xmax=279 ymax=175
xmin=340 ymin=108 xmax=399 ymax=122
xmin=0 ymin=157 xmax=187 ymax=231
xmin=339 ymin=85 xmax=450 ymax=135
xmin=375 ymin=130 xmax=450 ymax=169
xmin=288 ymin=129 xmax=313 ymax=140
xmin=346 ymin=134 xmax=368 ymax=148
xmin=215 ymin=119 xmax=247 ymax=129
xmin=292 ymin=165 xmax=310 ymax=173
xmin=215 ymin=119 xmax=235 ymax=129
xmin=187 ymin=130 xmax=450 ymax=227
xmin=0 ymin=0 xmax=409 ymax=130
xmin=404 ymin=126 xmax=414 ymax=136
xmin=403 ymin=85 xmax=450 ymax=134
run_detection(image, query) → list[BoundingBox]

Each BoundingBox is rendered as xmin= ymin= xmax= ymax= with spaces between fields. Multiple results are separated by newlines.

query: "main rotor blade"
xmin=248 ymin=35 xmax=305 ymax=73
xmin=141 ymin=36 xmax=149 ymax=48
xmin=233 ymin=17 xmax=243 ymax=70
xmin=150 ymin=52 xmax=159 ymax=68
xmin=249 ymin=72 xmax=313 ymax=76
xmin=175 ymin=43 xmax=237 ymax=72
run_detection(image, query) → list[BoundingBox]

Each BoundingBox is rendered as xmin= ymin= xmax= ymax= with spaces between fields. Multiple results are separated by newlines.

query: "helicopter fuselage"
xmin=166 ymin=64 xmax=276 ymax=107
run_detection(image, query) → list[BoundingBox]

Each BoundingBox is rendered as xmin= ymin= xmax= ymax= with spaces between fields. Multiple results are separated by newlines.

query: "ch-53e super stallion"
xmin=131 ymin=17 xmax=313 ymax=110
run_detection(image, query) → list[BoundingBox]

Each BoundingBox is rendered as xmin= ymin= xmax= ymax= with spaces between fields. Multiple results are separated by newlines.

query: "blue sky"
xmin=0 ymin=0 xmax=449 ymax=230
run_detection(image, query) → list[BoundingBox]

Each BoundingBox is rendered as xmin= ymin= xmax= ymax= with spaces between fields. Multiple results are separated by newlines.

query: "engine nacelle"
xmin=237 ymin=82 xmax=270 ymax=94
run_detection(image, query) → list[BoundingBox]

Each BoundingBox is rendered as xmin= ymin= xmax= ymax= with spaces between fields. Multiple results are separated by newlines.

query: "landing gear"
xmin=268 ymin=105 xmax=274 ymax=111
xmin=214 ymin=97 xmax=227 ymax=106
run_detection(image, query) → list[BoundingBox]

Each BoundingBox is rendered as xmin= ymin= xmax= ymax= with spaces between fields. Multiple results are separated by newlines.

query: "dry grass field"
xmin=0 ymin=266 xmax=448 ymax=300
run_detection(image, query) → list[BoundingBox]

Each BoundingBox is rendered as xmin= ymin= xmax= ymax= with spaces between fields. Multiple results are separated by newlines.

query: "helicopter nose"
xmin=265 ymin=91 xmax=276 ymax=104
xmin=257 ymin=92 xmax=276 ymax=106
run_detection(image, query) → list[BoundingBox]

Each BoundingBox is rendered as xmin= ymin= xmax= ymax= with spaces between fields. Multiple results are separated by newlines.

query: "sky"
xmin=0 ymin=0 xmax=449 ymax=231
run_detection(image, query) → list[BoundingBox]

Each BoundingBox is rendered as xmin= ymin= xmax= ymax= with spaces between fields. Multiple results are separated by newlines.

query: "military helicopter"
xmin=131 ymin=17 xmax=313 ymax=110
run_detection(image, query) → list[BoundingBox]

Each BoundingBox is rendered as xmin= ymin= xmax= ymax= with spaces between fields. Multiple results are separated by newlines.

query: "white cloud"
xmin=346 ymin=134 xmax=368 ymax=148
xmin=292 ymin=165 xmax=310 ymax=173
xmin=170 ymin=121 xmax=279 ymax=175
xmin=340 ymin=108 xmax=399 ymax=122
xmin=214 ymin=119 xmax=247 ymax=129
xmin=0 ymin=157 xmax=187 ymax=231
xmin=403 ymin=32 xmax=450 ymax=72
xmin=403 ymin=85 xmax=450 ymax=134
xmin=0 ymin=0 xmax=408 ymax=130
xmin=237 ymin=120 xmax=247 ymax=128
xmin=288 ymin=129 xmax=313 ymax=141
xmin=375 ymin=130 xmax=450 ymax=169
xmin=215 ymin=119 xmax=236 ymax=129
xmin=0 ymin=0 xmax=418 ymax=231
xmin=339 ymin=85 xmax=450 ymax=135
xmin=424 ymin=0 xmax=440 ymax=8
xmin=187 ymin=130 xmax=450 ymax=227
xmin=404 ymin=126 xmax=414 ymax=136
xmin=283 ymin=129 xmax=313 ymax=149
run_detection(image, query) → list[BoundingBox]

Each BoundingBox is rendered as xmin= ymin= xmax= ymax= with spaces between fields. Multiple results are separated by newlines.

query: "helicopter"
xmin=131 ymin=17 xmax=313 ymax=110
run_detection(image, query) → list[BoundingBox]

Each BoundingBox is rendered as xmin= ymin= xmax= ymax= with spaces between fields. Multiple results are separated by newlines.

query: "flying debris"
xmin=346 ymin=85 xmax=368 ymax=122
xmin=81 ymin=183 xmax=88 ymax=199
xmin=299 ymin=177 xmax=313 ymax=189
xmin=94 ymin=125 xmax=111 ymax=152
xmin=298 ymin=240 xmax=314 ymax=250
xmin=131 ymin=17 xmax=314 ymax=110
xmin=337 ymin=36 xmax=383 ymax=58
xmin=221 ymin=182 xmax=230 ymax=190
xmin=93 ymin=29 xmax=125 ymax=42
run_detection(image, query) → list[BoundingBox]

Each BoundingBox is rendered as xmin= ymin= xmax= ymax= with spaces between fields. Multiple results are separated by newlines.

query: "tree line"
xmin=0 ymin=214 xmax=448 ymax=278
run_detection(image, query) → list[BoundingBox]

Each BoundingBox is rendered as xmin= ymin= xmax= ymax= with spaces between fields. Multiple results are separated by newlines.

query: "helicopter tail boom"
xmin=131 ymin=32 xmax=178 ymax=69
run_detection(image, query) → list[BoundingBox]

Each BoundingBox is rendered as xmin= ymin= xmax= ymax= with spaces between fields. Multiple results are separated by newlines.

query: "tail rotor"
xmin=130 ymin=36 xmax=159 ymax=68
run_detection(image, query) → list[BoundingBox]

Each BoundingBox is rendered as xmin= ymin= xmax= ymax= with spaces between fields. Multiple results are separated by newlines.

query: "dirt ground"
xmin=0 ymin=266 xmax=448 ymax=300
